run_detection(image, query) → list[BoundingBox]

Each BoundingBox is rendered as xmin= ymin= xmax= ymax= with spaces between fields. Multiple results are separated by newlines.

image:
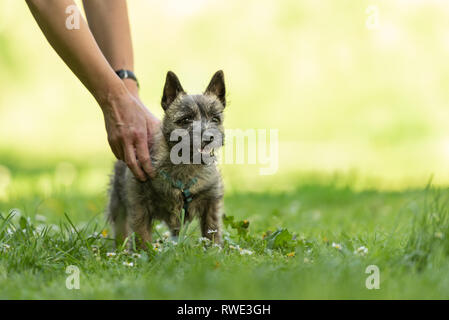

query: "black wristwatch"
xmin=115 ymin=69 xmax=139 ymax=88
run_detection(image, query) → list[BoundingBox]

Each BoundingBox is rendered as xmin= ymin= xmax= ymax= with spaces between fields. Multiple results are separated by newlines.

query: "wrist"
xmin=95 ymin=77 xmax=130 ymax=112
xmin=123 ymin=78 xmax=139 ymax=98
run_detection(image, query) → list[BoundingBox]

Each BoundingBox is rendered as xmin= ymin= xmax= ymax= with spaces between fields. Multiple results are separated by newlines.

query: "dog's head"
xmin=160 ymin=71 xmax=226 ymax=165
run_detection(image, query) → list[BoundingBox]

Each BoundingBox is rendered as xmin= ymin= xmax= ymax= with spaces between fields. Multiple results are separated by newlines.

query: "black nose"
xmin=201 ymin=136 xmax=214 ymax=149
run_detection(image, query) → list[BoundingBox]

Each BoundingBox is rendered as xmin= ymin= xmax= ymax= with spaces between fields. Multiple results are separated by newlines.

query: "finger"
xmin=146 ymin=118 xmax=160 ymax=149
xmin=124 ymin=141 xmax=147 ymax=181
xmin=136 ymin=136 xmax=154 ymax=178
xmin=111 ymin=143 xmax=124 ymax=161
xmin=146 ymin=125 xmax=153 ymax=149
xmin=108 ymin=138 xmax=123 ymax=161
xmin=115 ymin=140 xmax=125 ymax=161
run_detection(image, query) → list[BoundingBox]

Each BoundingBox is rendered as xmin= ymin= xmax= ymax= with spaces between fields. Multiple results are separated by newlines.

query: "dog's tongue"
xmin=198 ymin=146 xmax=212 ymax=155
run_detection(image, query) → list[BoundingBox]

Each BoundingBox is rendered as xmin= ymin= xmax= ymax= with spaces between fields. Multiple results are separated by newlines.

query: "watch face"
xmin=115 ymin=70 xmax=139 ymax=87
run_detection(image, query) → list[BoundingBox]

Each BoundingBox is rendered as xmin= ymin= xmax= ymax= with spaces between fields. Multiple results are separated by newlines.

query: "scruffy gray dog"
xmin=106 ymin=71 xmax=226 ymax=249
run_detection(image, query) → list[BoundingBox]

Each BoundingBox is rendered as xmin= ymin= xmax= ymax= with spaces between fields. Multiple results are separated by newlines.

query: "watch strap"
xmin=115 ymin=69 xmax=139 ymax=88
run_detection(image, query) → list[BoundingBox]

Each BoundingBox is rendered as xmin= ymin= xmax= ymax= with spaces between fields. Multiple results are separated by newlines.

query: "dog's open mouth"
xmin=195 ymin=145 xmax=217 ymax=165
xmin=197 ymin=146 xmax=215 ymax=157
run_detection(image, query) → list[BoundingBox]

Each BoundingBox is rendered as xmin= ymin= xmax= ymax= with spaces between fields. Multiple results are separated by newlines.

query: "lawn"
xmin=1 ymin=155 xmax=449 ymax=299
xmin=2 ymin=0 xmax=449 ymax=300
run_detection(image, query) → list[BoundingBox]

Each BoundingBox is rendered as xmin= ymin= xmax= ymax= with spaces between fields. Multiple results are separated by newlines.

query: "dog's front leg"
xmin=199 ymin=198 xmax=223 ymax=244
xmin=128 ymin=202 xmax=152 ymax=250
xmin=165 ymin=212 xmax=181 ymax=238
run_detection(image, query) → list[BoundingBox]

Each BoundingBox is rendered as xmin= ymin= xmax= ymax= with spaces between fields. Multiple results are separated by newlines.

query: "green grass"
xmin=2 ymin=0 xmax=449 ymax=300
xmin=1 ymin=160 xmax=449 ymax=299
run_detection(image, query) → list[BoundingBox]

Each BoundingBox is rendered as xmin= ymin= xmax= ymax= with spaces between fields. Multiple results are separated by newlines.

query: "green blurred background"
xmin=1 ymin=0 xmax=449 ymax=204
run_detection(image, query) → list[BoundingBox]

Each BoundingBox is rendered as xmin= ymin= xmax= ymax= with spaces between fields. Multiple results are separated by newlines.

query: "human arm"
xmin=25 ymin=0 xmax=157 ymax=180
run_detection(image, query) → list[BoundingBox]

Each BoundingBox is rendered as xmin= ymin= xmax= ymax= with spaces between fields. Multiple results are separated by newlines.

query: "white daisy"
xmin=198 ymin=237 xmax=210 ymax=243
xmin=332 ymin=242 xmax=342 ymax=250
xmin=35 ymin=214 xmax=47 ymax=222
xmin=106 ymin=252 xmax=116 ymax=257
xmin=239 ymin=249 xmax=253 ymax=255
xmin=49 ymin=224 xmax=60 ymax=232
xmin=354 ymin=246 xmax=368 ymax=256
xmin=162 ymin=231 xmax=170 ymax=239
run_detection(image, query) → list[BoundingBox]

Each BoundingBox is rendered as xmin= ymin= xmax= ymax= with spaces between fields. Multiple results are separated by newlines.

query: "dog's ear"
xmin=161 ymin=71 xmax=185 ymax=110
xmin=204 ymin=70 xmax=226 ymax=107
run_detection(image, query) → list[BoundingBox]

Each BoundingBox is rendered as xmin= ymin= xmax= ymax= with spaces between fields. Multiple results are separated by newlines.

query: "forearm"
xmin=83 ymin=0 xmax=138 ymax=96
xmin=26 ymin=0 xmax=126 ymax=107
xmin=26 ymin=0 xmax=158 ymax=180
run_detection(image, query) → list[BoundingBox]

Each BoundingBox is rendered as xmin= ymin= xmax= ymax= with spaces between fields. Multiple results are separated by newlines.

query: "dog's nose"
xmin=201 ymin=136 xmax=214 ymax=149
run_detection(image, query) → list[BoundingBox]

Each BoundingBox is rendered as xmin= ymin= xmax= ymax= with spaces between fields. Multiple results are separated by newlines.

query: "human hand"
xmin=101 ymin=87 xmax=160 ymax=181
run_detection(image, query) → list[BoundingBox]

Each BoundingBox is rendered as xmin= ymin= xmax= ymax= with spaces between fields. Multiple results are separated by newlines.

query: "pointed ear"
xmin=161 ymin=71 xmax=185 ymax=110
xmin=204 ymin=70 xmax=226 ymax=107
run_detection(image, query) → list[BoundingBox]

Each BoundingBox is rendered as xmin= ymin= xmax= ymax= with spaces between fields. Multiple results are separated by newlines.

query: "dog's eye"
xmin=212 ymin=116 xmax=221 ymax=123
xmin=177 ymin=117 xmax=192 ymax=125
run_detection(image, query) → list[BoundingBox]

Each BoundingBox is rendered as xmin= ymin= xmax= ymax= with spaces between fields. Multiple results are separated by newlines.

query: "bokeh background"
xmin=2 ymin=0 xmax=449 ymax=205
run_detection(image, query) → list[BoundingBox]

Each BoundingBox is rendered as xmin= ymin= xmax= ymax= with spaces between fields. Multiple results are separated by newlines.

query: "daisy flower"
xmin=162 ymin=231 xmax=170 ymax=239
xmin=354 ymin=246 xmax=368 ymax=256
xmin=106 ymin=252 xmax=116 ymax=257
xmin=239 ymin=249 xmax=253 ymax=255
xmin=153 ymin=242 xmax=161 ymax=248
xmin=198 ymin=237 xmax=210 ymax=243
xmin=123 ymin=261 xmax=134 ymax=267
xmin=332 ymin=242 xmax=342 ymax=250
xmin=35 ymin=214 xmax=47 ymax=222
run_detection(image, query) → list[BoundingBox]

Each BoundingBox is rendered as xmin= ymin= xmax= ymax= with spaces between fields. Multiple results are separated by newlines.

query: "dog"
xmin=106 ymin=70 xmax=226 ymax=248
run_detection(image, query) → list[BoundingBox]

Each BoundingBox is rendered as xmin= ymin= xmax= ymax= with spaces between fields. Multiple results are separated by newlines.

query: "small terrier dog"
xmin=106 ymin=71 xmax=226 ymax=248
